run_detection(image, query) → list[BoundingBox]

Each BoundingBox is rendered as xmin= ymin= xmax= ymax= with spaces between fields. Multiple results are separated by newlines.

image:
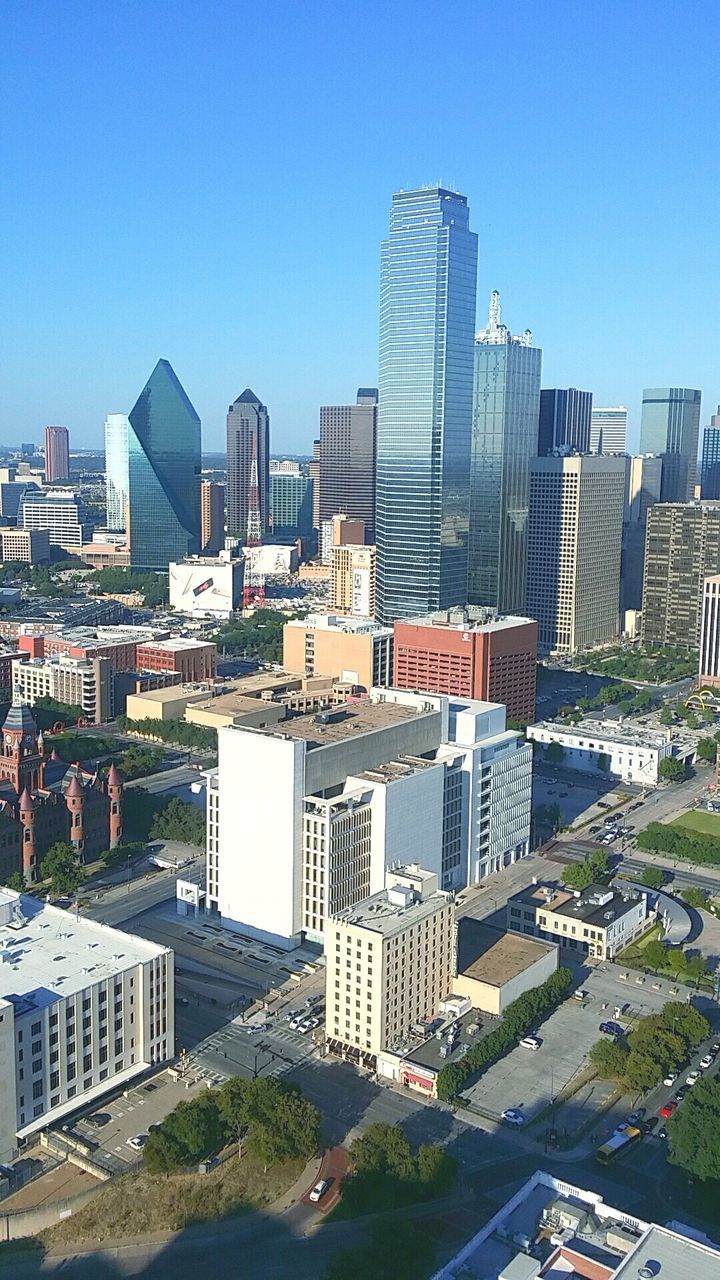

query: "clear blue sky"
xmin=2 ymin=0 xmax=719 ymax=453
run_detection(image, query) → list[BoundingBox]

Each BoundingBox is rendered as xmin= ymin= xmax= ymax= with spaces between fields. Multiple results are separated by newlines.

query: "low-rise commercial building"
xmin=18 ymin=625 xmax=164 ymax=673
xmin=393 ymin=608 xmax=537 ymax=723
xmin=452 ymin=920 xmax=558 ymax=1015
xmin=0 ymin=649 xmax=28 ymax=692
xmin=20 ymin=490 xmax=89 ymax=551
xmin=135 ymin=638 xmax=217 ymax=682
xmin=12 ymin=655 xmax=113 ymax=723
xmin=283 ymin=613 xmax=393 ymax=691
xmin=0 ymin=528 xmax=51 ymax=564
xmin=324 ymin=866 xmax=455 ymax=1070
xmin=169 ymin=555 xmax=242 ymax=619
xmin=0 ymin=886 xmax=173 ymax=1163
xmin=125 ymin=683 xmax=215 ymax=723
xmin=527 ymin=718 xmax=679 ymax=786
xmin=506 ymin=881 xmax=653 ymax=961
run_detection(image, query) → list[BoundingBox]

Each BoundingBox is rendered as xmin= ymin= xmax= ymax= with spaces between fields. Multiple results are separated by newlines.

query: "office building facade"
xmin=127 ymin=360 xmax=201 ymax=570
xmin=393 ymin=607 xmax=537 ymax=723
xmin=104 ymin=414 xmax=130 ymax=532
xmin=319 ymin=389 xmax=377 ymax=534
xmin=468 ymin=293 xmax=541 ymax=612
xmin=44 ymin=426 xmax=70 ymax=483
xmin=270 ymin=472 xmax=313 ymax=536
xmin=13 ymin=655 xmax=113 ymax=724
xmin=209 ymin=689 xmax=531 ymax=947
xmin=331 ymin=543 xmax=376 ymax=617
xmin=309 ymin=439 xmax=321 ymax=529
xmin=200 ymin=481 xmax=225 ymax=554
xmin=699 ymin=576 xmax=720 ymax=686
xmin=538 ymin=389 xmax=592 ymax=456
xmin=20 ymin=490 xmax=88 ymax=550
xmin=527 ymin=456 xmax=625 ymax=654
xmin=642 ymin=504 xmax=720 ymax=646
xmin=0 ymin=887 xmax=172 ymax=1163
xmin=135 ymin=638 xmax=216 ymax=682
xmin=590 ymin=405 xmax=627 ymax=454
xmin=621 ymin=455 xmax=663 ymax=613
xmin=283 ymin=614 xmax=393 ymax=691
xmin=375 ymin=187 xmax=477 ymax=623
xmin=226 ymin=389 xmax=270 ymax=539
xmin=0 ymin=529 xmax=50 ymax=564
xmin=701 ymin=410 xmax=720 ymax=500
xmin=640 ymin=387 xmax=701 ymax=502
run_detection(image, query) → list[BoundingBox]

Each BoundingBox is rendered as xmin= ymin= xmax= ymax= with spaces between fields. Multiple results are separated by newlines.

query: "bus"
xmin=596 ymin=1125 xmax=642 ymax=1165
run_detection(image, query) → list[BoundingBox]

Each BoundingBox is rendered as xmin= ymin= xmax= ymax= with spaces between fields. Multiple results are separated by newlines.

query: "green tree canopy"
xmin=589 ymin=1038 xmax=629 ymax=1080
xmin=643 ymin=938 xmax=668 ymax=972
xmin=41 ymin=842 xmax=84 ymax=896
xmin=681 ymin=887 xmax=710 ymax=911
xmin=696 ymin=737 xmax=718 ymax=763
xmin=639 ymin=866 xmax=665 ymax=890
xmin=660 ymin=1001 xmax=709 ymax=1047
xmin=669 ymin=1079 xmax=720 ymax=1181
xmin=658 ymin=756 xmax=686 ymax=782
xmin=545 ymin=740 xmax=565 ymax=765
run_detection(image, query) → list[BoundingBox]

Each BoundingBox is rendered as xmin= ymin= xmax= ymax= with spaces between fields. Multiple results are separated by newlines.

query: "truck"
xmin=596 ymin=1125 xmax=642 ymax=1165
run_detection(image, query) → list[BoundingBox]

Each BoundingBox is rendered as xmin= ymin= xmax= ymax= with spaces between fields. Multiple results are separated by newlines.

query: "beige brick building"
xmin=283 ymin=613 xmax=392 ymax=691
xmin=331 ymin=543 xmax=376 ymax=617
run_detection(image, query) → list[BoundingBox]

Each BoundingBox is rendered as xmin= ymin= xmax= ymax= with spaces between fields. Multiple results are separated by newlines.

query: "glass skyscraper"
xmin=104 ymin=413 xmax=130 ymax=531
xmin=127 ymin=360 xmax=201 ymax=570
xmin=701 ymin=410 xmax=720 ymax=500
xmin=468 ymin=293 xmax=541 ymax=613
xmin=375 ymin=187 xmax=477 ymax=624
xmin=640 ymin=387 xmax=701 ymax=502
xmin=538 ymin=388 xmax=592 ymax=455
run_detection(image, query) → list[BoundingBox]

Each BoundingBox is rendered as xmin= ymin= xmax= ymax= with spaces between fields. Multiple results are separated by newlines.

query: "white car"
xmin=500 ymin=1108 xmax=525 ymax=1127
xmin=686 ymin=1070 xmax=701 ymax=1086
xmin=126 ymin=1134 xmax=147 ymax=1151
xmin=663 ymin=1072 xmax=678 ymax=1086
xmin=519 ymin=1036 xmax=542 ymax=1051
xmin=297 ymin=1019 xmax=313 ymax=1034
xmin=309 ymin=1178 xmax=330 ymax=1203
xmin=700 ymin=1054 xmax=714 ymax=1070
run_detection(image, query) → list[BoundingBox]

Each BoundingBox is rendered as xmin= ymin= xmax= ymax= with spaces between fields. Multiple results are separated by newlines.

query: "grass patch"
xmin=670 ymin=809 xmax=720 ymax=837
xmin=41 ymin=1152 xmax=304 ymax=1247
xmin=615 ymin=922 xmax=663 ymax=967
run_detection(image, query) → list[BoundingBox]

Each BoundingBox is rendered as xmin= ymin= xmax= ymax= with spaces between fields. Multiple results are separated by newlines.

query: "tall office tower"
xmin=319 ymin=389 xmax=378 ymax=533
xmin=590 ymin=406 xmax=628 ymax=454
xmin=200 ymin=481 xmax=225 ymax=554
xmin=375 ymin=187 xmax=478 ymax=625
xmin=538 ymin=388 xmax=592 ymax=455
xmin=331 ymin=542 xmax=376 ymax=617
xmin=621 ymin=455 xmax=663 ymax=613
xmin=699 ymin=576 xmax=720 ymax=686
xmin=640 ymin=387 xmax=701 ymax=502
xmin=642 ymin=504 xmax=720 ymax=646
xmin=104 ymin=413 xmax=130 ymax=531
xmin=468 ymin=292 xmax=541 ymax=613
xmin=270 ymin=471 xmax=312 ymax=537
xmin=527 ymin=456 xmax=625 ymax=654
xmin=309 ymin=439 xmax=321 ymax=529
xmin=226 ymin=390 xmax=270 ymax=539
xmin=701 ymin=409 xmax=720 ymax=499
xmin=126 ymin=359 xmax=201 ymax=571
xmin=44 ymin=425 xmax=70 ymax=482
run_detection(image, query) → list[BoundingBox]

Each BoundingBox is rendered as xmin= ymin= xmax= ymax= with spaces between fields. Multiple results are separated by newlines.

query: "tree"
xmin=597 ymin=752 xmax=610 ymax=772
xmin=665 ymin=948 xmax=689 ymax=979
xmin=416 ymin=1144 xmax=456 ymax=1192
xmin=1 ymin=870 xmax=25 ymax=892
xmin=639 ymin=866 xmax=665 ymax=890
xmin=668 ymin=1079 xmax=720 ymax=1181
xmin=681 ymin=887 xmax=710 ymax=911
xmin=627 ymin=1017 xmax=687 ymax=1073
xmin=685 ymin=954 xmax=709 ymax=988
xmin=658 ymin=757 xmax=686 ymax=782
xmin=696 ymin=737 xmax=718 ymax=763
xmin=562 ymin=861 xmax=593 ymax=891
xmin=624 ymin=1049 xmax=662 ymax=1093
xmin=643 ymin=938 xmax=668 ymax=972
xmin=143 ymin=1127 xmax=189 ymax=1173
xmin=660 ymin=707 xmax=674 ymax=726
xmin=660 ymin=1001 xmax=710 ymax=1048
xmin=224 ymin=1077 xmax=320 ymax=1167
xmin=545 ymin=741 xmax=564 ymax=765
xmin=589 ymin=1038 xmax=629 ymax=1080
xmin=351 ymin=1123 xmax=416 ymax=1181
xmin=41 ymin=842 xmax=84 ymax=896
xmin=163 ymin=1093 xmax=223 ymax=1162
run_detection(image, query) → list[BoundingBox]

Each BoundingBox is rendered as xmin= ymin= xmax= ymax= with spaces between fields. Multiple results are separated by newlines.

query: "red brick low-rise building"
xmin=393 ymin=608 xmax=537 ymax=724
xmin=134 ymin=639 xmax=217 ymax=682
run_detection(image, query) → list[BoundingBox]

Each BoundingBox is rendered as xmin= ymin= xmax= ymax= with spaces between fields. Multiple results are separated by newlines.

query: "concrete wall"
xmin=453 ymin=943 xmax=558 ymax=1015
xmin=304 ymin=708 xmax=443 ymax=795
xmin=0 ymin=998 xmax=17 ymax=1164
xmin=0 ymin=1183 xmax=103 ymax=1242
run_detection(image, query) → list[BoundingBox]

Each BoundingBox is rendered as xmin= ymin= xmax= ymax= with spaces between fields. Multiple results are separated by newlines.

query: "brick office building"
xmin=393 ymin=608 xmax=537 ymax=724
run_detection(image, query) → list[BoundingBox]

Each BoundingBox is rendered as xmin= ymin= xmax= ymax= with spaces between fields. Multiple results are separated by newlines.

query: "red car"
xmin=660 ymin=1100 xmax=677 ymax=1119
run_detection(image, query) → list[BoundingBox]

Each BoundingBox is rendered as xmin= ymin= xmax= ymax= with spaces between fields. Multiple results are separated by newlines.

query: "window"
xmin=31 ymin=1021 xmax=41 ymax=1035
xmin=32 ymin=1058 xmax=42 ymax=1074
xmin=83 ymin=1054 xmax=92 ymax=1073
xmin=32 ymin=1080 xmax=43 ymax=1100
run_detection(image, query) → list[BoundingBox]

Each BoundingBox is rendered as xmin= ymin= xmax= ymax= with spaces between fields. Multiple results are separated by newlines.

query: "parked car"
xmin=305 ymin=994 xmax=323 ymax=1008
xmin=712 ymin=1042 xmax=720 ymax=1056
xmin=599 ymin=1021 xmax=623 ymax=1036
xmin=674 ymin=1086 xmax=688 ymax=1101
xmin=589 ymin=825 xmax=601 ymax=834
xmin=126 ymin=1134 xmax=147 ymax=1151
xmin=686 ymin=1070 xmax=701 ymax=1086
xmin=304 ymin=1017 xmax=320 ymax=1031
xmin=643 ymin=1116 xmax=659 ymax=1134
xmin=663 ymin=1072 xmax=678 ymax=1086
xmin=87 ymin=1113 xmax=111 ymax=1128
xmin=309 ymin=1178 xmax=330 ymax=1203
xmin=700 ymin=1053 xmax=714 ymax=1070
xmin=658 ymin=1125 xmax=668 ymax=1140
xmin=627 ymin=1107 xmax=646 ymax=1125
xmin=660 ymin=1101 xmax=678 ymax=1119
xmin=519 ymin=1036 xmax=542 ymax=1051
xmin=500 ymin=1108 xmax=525 ymax=1127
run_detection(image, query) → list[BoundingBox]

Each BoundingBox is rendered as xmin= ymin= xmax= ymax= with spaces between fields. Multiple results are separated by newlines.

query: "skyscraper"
xmin=319 ymin=389 xmax=377 ymax=533
xmin=126 ymin=360 xmax=201 ymax=571
xmin=200 ymin=481 xmax=225 ymax=554
xmin=226 ymin=390 xmax=270 ymax=539
xmin=270 ymin=471 xmax=312 ymax=536
xmin=527 ymin=455 xmax=625 ymax=654
xmin=309 ymin=439 xmax=321 ymax=530
xmin=44 ymin=426 xmax=70 ymax=482
xmin=590 ymin=406 xmax=628 ymax=454
xmin=639 ymin=387 xmax=701 ymax=502
xmin=104 ymin=413 xmax=130 ymax=531
xmin=538 ymin=389 xmax=592 ymax=455
xmin=621 ymin=455 xmax=663 ymax=613
xmin=701 ymin=408 xmax=720 ymax=500
xmin=642 ymin=503 xmax=720 ymax=646
xmin=468 ymin=292 xmax=541 ymax=613
xmin=375 ymin=187 xmax=478 ymax=624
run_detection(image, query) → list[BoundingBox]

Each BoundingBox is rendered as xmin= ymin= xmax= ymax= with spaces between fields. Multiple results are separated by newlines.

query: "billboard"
xmin=169 ymin=559 xmax=242 ymax=617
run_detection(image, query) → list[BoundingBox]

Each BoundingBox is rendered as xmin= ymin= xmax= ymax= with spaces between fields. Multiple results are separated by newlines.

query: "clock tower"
xmin=0 ymin=701 xmax=45 ymax=795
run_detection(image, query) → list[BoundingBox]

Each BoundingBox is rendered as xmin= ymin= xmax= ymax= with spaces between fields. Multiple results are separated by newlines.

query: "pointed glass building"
xmin=127 ymin=360 xmax=201 ymax=570
xmin=375 ymin=187 xmax=478 ymax=624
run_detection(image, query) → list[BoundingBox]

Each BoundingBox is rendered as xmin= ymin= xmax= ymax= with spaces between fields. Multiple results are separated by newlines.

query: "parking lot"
xmin=460 ymin=961 xmax=698 ymax=1125
xmin=68 ymin=1070 xmax=212 ymax=1172
xmin=532 ymin=767 xmax=624 ymax=828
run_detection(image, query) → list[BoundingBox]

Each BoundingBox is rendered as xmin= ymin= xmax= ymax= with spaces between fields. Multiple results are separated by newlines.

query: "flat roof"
xmin=0 ymin=889 xmax=168 ymax=1014
xmin=218 ymin=670 xmax=301 ymax=697
xmin=457 ymin=921 xmax=557 ymax=987
xmin=138 ymin=637 xmax=215 ymax=652
xmin=529 ymin=718 xmax=671 ymax=749
xmin=333 ymin=885 xmax=451 ymax=938
xmin=286 ymin=613 xmax=392 ymax=637
xmin=262 ymin=698 xmax=426 ymax=747
xmin=399 ymin=609 xmax=535 ymax=634
xmin=127 ymin=683 xmax=212 ymax=702
xmin=511 ymin=882 xmax=644 ymax=929
xmin=192 ymin=690 xmax=274 ymax=716
xmin=614 ymin=1224 xmax=720 ymax=1279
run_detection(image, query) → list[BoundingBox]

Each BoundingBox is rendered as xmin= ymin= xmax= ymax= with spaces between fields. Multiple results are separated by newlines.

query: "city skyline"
xmin=2 ymin=3 xmax=719 ymax=452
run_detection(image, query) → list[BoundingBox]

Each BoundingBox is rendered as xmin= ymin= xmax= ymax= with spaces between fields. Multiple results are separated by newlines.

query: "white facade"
xmin=0 ymin=888 xmax=173 ymax=1163
xmin=210 ymin=689 xmax=532 ymax=947
xmin=700 ymin=575 xmax=720 ymax=685
xmin=527 ymin=719 xmax=673 ymax=785
xmin=104 ymin=414 xmax=130 ymax=532
xmin=20 ymin=490 xmax=88 ymax=550
xmin=590 ymin=405 xmax=628 ymax=454
xmin=169 ymin=556 xmax=243 ymax=619
xmin=12 ymin=655 xmax=113 ymax=723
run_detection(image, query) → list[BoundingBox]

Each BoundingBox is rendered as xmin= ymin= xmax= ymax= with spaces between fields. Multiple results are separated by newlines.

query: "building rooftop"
xmin=511 ymin=882 xmax=645 ymax=931
xmin=138 ymin=637 xmax=215 ymax=652
xmin=285 ymin=613 xmax=393 ymax=637
xmin=399 ymin=607 xmax=536 ymax=634
xmin=258 ymin=697 xmax=429 ymax=748
xmin=126 ymin=682 xmax=214 ymax=703
xmin=529 ymin=717 xmax=673 ymax=750
xmin=332 ymin=879 xmax=451 ymax=939
xmin=457 ymin=921 xmax=557 ymax=988
xmin=613 ymin=1223 xmax=720 ymax=1280
xmin=0 ymin=888 xmax=168 ymax=1014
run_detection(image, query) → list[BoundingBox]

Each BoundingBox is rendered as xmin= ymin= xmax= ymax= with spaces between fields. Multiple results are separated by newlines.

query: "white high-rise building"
xmin=590 ymin=405 xmax=627 ymax=454
xmin=0 ymin=887 xmax=173 ymax=1163
xmin=104 ymin=414 xmax=130 ymax=532
xmin=207 ymin=689 xmax=532 ymax=948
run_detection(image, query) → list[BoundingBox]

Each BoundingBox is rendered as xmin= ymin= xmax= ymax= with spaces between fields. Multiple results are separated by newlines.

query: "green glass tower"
xmin=127 ymin=360 xmax=201 ymax=570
